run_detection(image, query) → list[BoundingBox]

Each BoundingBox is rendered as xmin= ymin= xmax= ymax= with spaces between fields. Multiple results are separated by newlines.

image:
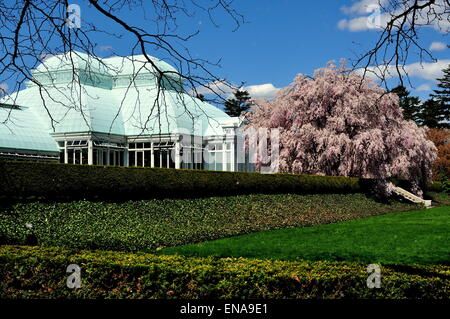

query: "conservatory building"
xmin=0 ymin=51 xmax=252 ymax=171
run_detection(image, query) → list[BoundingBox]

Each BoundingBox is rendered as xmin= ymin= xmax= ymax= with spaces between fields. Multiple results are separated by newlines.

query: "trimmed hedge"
xmin=0 ymin=194 xmax=419 ymax=252
xmin=0 ymin=161 xmax=367 ymax=201
xmin=0 ymin=246 xmax=448 ymax=299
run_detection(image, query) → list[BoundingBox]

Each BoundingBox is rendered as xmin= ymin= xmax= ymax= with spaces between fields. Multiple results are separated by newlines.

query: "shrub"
xmin=0 ymin=246 xmax=448 ymax=299
xmin=0 ymin=194 xmax=418 ymax=252
xmin=425 ymin=191 xmax=450 ymax=206
xmin=0 ymin=161 xmax=367 ymax=202
xmin=443 ymin=180 xmax=450 ymax=194
xmin=428 ymin=180 xmax=450 ymax=194
xmin=427 ymin=181 xmax=444 ymax=193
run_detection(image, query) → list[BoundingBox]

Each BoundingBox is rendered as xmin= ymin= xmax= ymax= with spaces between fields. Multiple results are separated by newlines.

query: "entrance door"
xmin=96 ymin=150 xmax=107 ymax=165
xmin=115 ymin=151 xmax=122 ymax=166
xmin=136 ymin=151 xmax=144 ymax=167
xmin=102 ymin=150 xmax=107 ymax=165
xmin=74 ymin=149 xmax=81 ymax=164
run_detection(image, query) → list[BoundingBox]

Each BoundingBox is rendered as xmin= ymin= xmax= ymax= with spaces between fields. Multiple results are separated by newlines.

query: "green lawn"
xmin=159 ymin=206 xmax=450 ymax=265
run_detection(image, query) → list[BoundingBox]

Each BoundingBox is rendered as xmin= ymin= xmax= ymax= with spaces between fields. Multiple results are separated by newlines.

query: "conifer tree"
xmin=432 ymin=64 xmax=450 ymax=108
xmin=224 ymin=90 xmax=252 ymax=117
xmin=415 ymin=65 xmax=450 ymax=129
xmin=417 ymin=98 xmax=449 ymax=129
xmin=390 ymin=85 xmax=421 ymax=123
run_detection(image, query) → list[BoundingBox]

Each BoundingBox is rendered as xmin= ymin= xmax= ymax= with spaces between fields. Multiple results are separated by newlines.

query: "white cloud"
xmin=194 ymin=80 xmax=237 ymax=98
xmin=341 ymin=0 xmax=387 ymax=15
xmin=243 ymin=83 xmax=280 ymax=100
xmin=338 ymin=0 xmax=389 ymax=31
xmin=429 ymin=41 xmax=447 ymax=51
xmin=338 ymin=16 xmax=384 ymax=31
xmin=401 ymin=60 xmax=450 ymax=81
xmin=338 ymin=0 xmax=449 ymax=33
xmin=0 ymin=83 xmax=8 ymax=94
xmin=355 ymin=59 xmax=450 ymax=82
xmin=194 ymin=81 xmax=280 ymax=101
xmin=416 ymin=83 xmax=432 ymax=91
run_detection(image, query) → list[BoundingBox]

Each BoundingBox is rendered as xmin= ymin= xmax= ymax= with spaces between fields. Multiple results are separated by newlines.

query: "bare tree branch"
xmin=0 ymin=0 xmax=246 ymax=135
xmin=353 ymin=0 xmax=449 ymax=88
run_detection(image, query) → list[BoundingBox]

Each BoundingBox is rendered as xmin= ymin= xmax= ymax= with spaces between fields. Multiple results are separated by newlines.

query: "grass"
xmin=159 ymin=206 xmax=450 ymax=265
xmin=0 ymin=193 xmax=419 ymax=252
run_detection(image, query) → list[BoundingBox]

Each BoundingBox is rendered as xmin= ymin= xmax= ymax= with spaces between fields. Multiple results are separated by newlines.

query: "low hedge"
xmin=0 ymin=246 xmax=448 ymax=299
xmin=0 ymin=194 xmax=419 ymax=252
xmin=0 ymin=161 xmax=366 ymax=201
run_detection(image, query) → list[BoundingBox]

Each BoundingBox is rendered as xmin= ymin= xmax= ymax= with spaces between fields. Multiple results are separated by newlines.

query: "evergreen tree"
xmin=196 ymin=93 xmax=205 ymax=102
xmin=428 ymin=64 xmax=450 ymax=128
xmin=432 ymin=64 xmax=450 ymax=108
xmin=224 ymin=90 xmax=252 ymax=117
xmin=390 ymin=85 xmax=421 ymax=123
xmin=417 ymin=98 xmax=447 ymax=128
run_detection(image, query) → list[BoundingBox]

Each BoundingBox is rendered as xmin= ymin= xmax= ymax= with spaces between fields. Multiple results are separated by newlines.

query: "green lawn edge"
xmin=159 ymin=206 xmax=450 ymax=265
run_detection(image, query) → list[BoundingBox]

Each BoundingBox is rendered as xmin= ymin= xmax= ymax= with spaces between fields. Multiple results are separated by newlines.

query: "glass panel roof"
xmin=0 ymin=51 xmax=240 ymax=153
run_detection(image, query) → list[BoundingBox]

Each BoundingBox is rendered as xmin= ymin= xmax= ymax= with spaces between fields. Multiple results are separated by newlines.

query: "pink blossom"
xmin=246 ymin=61 xmax=437 ymax=192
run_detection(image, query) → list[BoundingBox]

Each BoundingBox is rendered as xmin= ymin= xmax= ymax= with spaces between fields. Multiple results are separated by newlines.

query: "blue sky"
xmin=181 ymin=0 xmax=449 ymax=101
xmin=2 ymin=0 xmax=448 ymax=102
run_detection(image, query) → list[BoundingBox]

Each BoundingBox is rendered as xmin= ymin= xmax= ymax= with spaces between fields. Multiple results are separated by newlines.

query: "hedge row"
xmin=0 ymin=194 xmax=418 ymax=252
xmin=0 ymin=161 xmax=366 ymax=201
xmin=0 ymin=246 xmax=448 ymax=299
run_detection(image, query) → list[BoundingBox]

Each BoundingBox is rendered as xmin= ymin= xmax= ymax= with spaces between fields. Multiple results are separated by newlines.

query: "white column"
xmin=230 ymin=139 xmax=235 ymax=172
xmin=222 ymin=141 xmax=227 ymax=171
xmin=175 ymin=141 xmax=181 ymax=169
xmin=124 ymin=149 xmax=129 ymax=167
xmin=106 ymin=149 xmax=110 ymax=165
xmin=64 ymin=141 xmax=68 ymax=164
xmin=150 ymin=142 xmax=155 ymax=167
xmin=166 ymin=150 xmax=170 ymax=168
xmin=88 ymin=140 xmax=93 ymax=165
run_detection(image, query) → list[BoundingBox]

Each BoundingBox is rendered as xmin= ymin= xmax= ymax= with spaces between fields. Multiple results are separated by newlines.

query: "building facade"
xmin=0 ymin=52 xmax=253 ymax=171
